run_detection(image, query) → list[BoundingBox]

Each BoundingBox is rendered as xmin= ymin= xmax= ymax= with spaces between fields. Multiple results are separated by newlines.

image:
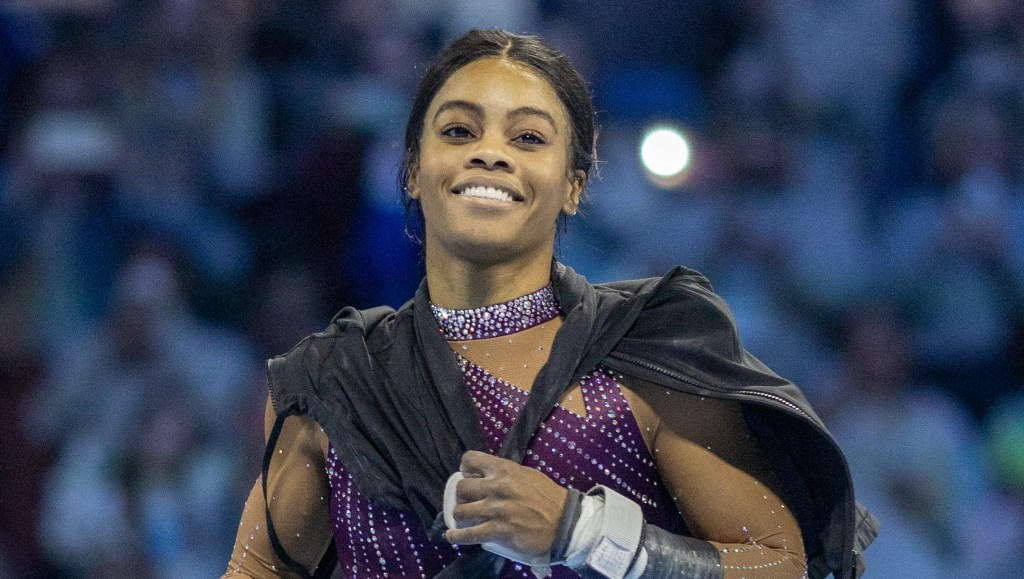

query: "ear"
xmin=562 ymin=169 xmax=585 ymax=216
xmin=406 ymin=165 xmax=420 ymax=200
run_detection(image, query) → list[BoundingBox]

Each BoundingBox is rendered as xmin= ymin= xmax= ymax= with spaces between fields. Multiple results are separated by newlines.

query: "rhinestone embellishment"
xmin=430 ymin=284 xmax=560 ymax=340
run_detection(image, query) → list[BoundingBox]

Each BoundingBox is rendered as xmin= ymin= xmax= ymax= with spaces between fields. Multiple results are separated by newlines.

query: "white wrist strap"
xmin=565 ymin=486 xmax=648 ymax=579
xmin=443 ymin=475 xmax=648 ymax=579
xmin=441 ymin=471 xmax=464 ymax=531
xmin=564 ymin=492 xmax=602 ymax=565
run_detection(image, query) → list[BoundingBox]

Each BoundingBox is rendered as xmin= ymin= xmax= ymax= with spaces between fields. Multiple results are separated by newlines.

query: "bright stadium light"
xmin=639 ymin=125 xmax=692 ymax=187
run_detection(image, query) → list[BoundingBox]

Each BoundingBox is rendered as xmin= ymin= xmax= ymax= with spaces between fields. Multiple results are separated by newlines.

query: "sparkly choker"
xmin=430 ymin=284 xmax=561 ymax=341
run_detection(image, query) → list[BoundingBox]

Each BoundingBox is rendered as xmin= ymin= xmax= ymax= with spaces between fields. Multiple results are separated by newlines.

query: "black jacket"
xmin=267 ymin=262 xmax=878 ymax=578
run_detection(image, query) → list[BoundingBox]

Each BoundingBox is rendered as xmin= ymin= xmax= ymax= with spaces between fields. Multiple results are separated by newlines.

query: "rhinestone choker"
xmin=430 ymin=284 xmax=561 ymax=341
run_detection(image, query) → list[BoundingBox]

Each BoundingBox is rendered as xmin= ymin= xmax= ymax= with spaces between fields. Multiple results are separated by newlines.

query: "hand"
xmin=445 ymin=450 xmax=569 ymax=561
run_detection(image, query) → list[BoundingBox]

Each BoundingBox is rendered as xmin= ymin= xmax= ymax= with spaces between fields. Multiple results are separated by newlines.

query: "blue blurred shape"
xmin=597 ymin=66 xmax=706 ymax=124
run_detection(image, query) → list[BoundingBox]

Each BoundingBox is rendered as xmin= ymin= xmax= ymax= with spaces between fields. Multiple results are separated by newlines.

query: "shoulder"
xmin=623 ymin=374 xmax=747 ymax=440
xmin=606 ymin=266 xmax=743 ymax=355
xmin=266 ymin=301 xmax=414 ymax=416
xmin=553 ymin=261 xmax=726 ymax=327
xmin=597 ymin=265 xmax=729 ymax=318
xmin=277 ymin=300 xmax=414 ymax=362
xmin=601 ymin=267 xmax=807 ymax=418
xmin=647 ymin=266 xmax=730 ymax=316
xmin=619 ymin=374 xmax=783 ymax=485
xmin=588 ymin=265 xmax=713 ymax=302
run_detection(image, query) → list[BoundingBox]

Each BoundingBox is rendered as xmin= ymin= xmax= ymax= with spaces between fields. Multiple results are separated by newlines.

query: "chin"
xmin=429 ymin=231 xmax=531 ymax=266
xmin=453 ymin=237 xmax=520 ymax=265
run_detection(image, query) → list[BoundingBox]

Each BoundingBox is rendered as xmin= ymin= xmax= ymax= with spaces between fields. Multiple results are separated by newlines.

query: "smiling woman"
xmin=409 ymin=57 xmax=583 ymax=304
xmin=224 ymin=29 xmax=877 ymax=579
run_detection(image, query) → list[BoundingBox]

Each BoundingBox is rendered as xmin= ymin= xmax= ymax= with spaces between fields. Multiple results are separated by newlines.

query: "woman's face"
xmin=408 ymin=57 xmax=583 ymax=267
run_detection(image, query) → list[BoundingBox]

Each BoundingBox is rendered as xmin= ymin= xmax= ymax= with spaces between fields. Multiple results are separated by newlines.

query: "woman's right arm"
xmin=224 ymin=397 xmax=333 ymax=578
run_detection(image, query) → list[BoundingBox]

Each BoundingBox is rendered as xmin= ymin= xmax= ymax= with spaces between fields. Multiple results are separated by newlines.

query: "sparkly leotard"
xmin=225 ymin=279 xmax=810 ymax=578
xmin=324 ymin=285 xmax=685 ymax=578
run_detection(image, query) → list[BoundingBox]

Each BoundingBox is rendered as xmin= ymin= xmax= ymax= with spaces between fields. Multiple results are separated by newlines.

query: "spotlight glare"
xmin=640 ymin=126 xmax=691 ymax=179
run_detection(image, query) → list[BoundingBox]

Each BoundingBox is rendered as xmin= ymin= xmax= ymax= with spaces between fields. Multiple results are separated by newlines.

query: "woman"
xmin=225 ymin=29 xmax=877 ymax=579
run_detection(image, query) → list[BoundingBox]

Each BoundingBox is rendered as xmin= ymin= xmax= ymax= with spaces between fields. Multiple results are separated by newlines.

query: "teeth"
xmin=461 ymin=185 xmax=514 ymax=202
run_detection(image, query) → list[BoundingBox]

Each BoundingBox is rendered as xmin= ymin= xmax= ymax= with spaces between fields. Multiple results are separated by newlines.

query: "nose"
xmin=465 ymin=136 xmax=515 ymax=172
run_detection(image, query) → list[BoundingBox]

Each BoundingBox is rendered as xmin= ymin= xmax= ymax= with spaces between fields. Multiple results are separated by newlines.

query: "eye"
xmin=441 ymin=125 xmax=474 ymax=139
xmin=514 ymin=131 xmax=546 ymax=146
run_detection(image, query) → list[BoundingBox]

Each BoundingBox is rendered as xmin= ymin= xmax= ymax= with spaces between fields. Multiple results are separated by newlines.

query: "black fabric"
xmin=265 ymin=262 xmax=878 ymax=579
xmin=565 ymin=521 xmax=724 ymax=579
xmin=638 ymin=524 xmax=723 ymax=579
xmin=312 ymin=541 xmax=337 ymax=579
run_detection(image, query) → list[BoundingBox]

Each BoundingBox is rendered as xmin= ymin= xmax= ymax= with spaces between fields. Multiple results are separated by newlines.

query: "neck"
xmin=424 ymin=246 xmax=554 ymax=309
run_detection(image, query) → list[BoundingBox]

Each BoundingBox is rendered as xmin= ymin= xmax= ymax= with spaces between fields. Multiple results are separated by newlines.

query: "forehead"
xmin=427 ymin=58 xmax=569 ymax=127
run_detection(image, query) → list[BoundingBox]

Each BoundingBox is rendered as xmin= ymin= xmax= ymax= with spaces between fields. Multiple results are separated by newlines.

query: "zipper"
xmin=607 ymin=351 xmax=814 ymax=421
xmin=735 ymin=389 xmax=813 ymax=421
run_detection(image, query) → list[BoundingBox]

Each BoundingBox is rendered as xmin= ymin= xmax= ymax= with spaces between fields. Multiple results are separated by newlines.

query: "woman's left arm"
xmin=623 ymin=381 xmax=807 ymax=579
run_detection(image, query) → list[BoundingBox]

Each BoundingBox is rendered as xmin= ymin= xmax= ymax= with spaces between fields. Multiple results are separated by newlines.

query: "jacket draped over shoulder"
xmin=266 ymin=262 xmax=878 ymax=578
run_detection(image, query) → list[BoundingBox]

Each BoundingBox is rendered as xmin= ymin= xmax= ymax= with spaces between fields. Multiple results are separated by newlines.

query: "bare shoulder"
xmin=621 ymin=376 xmax=747 ymax=437
xmin=619 ymin=375 xmax=770 ymax=479
xmin=262 ymin=396 xmax=330 ymax=459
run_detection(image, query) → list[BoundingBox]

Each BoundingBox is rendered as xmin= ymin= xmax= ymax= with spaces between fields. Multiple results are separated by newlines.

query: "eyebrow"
xmin=508 ymin=106 xmax=559 ymax=134
xmin=432 ymin=100 xmax=559 ymax=134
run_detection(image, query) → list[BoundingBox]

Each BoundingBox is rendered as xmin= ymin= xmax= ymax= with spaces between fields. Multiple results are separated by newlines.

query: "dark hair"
xmin=399 ymin=29 xmax=598 ymax=242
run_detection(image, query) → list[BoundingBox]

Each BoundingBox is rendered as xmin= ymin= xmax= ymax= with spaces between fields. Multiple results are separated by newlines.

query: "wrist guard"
xmin=564 ymin=485 xmax=723 ymax=579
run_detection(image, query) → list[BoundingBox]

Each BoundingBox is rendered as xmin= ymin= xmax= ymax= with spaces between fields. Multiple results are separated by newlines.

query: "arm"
xmin=224 ymin=397 xmax=333 ymax=578
xmin=623 ymin=381 xmax=806 ymax=578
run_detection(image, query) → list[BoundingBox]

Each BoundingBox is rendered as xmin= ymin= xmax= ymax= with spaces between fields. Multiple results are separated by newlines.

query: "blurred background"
xmin=1 ymin=1 xmax=1023 ymax=577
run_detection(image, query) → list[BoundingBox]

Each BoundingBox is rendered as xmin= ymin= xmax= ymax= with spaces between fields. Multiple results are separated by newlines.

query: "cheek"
xmin=536 ymin=168 xmax=573 ymax=206
xmin=417 ymin=145 xmax=457 ymax=189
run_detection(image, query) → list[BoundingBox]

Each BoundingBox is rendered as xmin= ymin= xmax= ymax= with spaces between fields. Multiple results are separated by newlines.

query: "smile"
xmin=452 ymin=181 xmax=524 ymax=203
xmin=460 ymin=186 xmax=515 ymax=202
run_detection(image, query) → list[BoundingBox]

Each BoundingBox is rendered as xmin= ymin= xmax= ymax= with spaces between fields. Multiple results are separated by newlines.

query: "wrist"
xmin=562 ymin=485 xmax=647 ymax=579
xmin=556 ymin=485 xmax=724 ymax=579
xmin=550 ymin=487 xmax=584 ymax=561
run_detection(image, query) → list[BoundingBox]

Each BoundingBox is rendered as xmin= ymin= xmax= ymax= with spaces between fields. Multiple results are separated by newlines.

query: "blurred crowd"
xmin=1 ymin=1 xmax=1022 ymax=577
